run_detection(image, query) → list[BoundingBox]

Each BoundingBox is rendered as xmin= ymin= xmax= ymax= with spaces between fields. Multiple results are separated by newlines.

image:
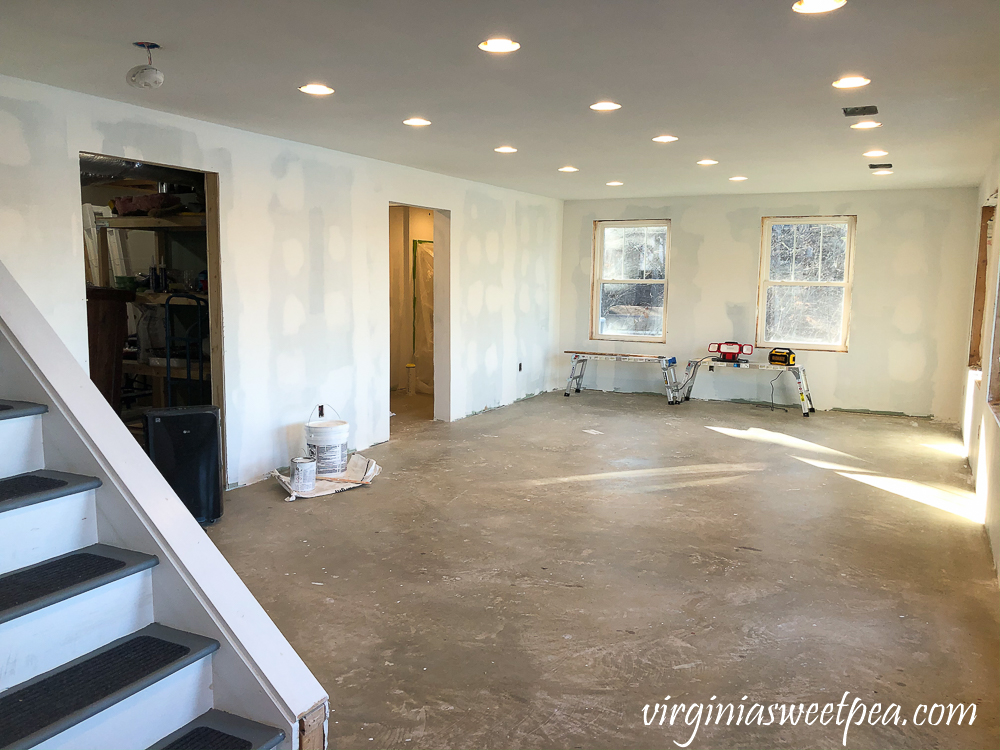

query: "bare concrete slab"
xmin=208 ymin=392 xmax=999 ymax=749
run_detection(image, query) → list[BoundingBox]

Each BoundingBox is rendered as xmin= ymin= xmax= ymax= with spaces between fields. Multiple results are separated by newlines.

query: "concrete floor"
xmin=209 ymin=392 xmax=999 ymax=749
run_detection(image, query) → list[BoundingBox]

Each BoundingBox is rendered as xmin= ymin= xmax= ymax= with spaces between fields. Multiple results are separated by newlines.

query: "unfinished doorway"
xmin=389 ymin=204 xmax=449 ymax=429
xmin=79 ymin=154 xmax=226 ymax=466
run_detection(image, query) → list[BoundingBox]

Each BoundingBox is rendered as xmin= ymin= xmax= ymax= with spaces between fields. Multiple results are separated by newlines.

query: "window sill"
xmin=756 ymin=343 xmax=848 ymax=353
xmin=590 ymin=336 xmax=667 ymax=345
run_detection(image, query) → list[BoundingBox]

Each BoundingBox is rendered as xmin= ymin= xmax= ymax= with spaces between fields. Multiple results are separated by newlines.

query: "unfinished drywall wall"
xmin=561 ymin=188 xmax=979 ymax=422
xmin=0 ymin=74 xmax=563 ymax=485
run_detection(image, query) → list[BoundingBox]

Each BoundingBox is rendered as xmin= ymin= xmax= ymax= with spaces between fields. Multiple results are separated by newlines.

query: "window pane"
xmin=642 ymin=227 xmax=667 ymax=279
xmin=819 ymin=223 xmax=847 ymax=282
xmin=792 ymin=224 xmax=821 ymax=281
xmin=769 ymin=224 xmax=794 ymax=281
xmin=622 ymin=228 xmax=644 ymax=278
xmin=602 ymin=226 xmax=624 ymax=278
xmin=599 ymin=283 xmax=664 ymax=337
xmin=770 ymin=222 xmax=850 ymax=282
xmin=603 ymin=225 xmax=665 ymax=280
xmin=765 ymin=285 xmax=845 ymax=345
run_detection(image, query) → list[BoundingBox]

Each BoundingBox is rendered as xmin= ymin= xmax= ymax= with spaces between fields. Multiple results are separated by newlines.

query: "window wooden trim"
xmin=985 ymin=213 xmax=1000 ymax=409
xmin=755 ymin=215 xmax=856 ymax=353
xmin=590 ymin=219 xmax=670 ymax=343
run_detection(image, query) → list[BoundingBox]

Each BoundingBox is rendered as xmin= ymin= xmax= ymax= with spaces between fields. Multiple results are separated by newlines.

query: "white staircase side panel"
xmin=0 ymin=414 xmax=44 ymax=478
xmin=0 ymin=261 xmax=327 ymax=740
xmin=0 ymin=490 xmax=97 ymax=575
xmin=33 ymin=656 xmax=214 ymax=750
xmin=0 ymin=570 xmax=154 ymax=691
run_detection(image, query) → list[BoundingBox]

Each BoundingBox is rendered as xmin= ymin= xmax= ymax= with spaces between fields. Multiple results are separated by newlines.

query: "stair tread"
xmin=0 ymin=400 xmax=47 ymax=422
xmin=0 ymin=469 xmax=101 ymax=513
xmin=0 ymin=544 xmax=158 ymax=625
xmin=0 ymin=623 xmax=219 ymax=749
xmin=148 ymin=710 xmax=286 ymax=750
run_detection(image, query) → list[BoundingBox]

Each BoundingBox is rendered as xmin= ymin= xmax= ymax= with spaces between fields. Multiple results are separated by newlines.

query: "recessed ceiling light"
xmin=833 ymin=75 xmax=871 ymax=89
xmin=494 ymin=146 xmax=517 ymax=153
xmin=792 ymin=0 xmax=847 ymax=13
xmin=479 ymin=38 xmax=520 ymax=53
xmin=298 ymin=83 xmax=334 ymax=96
xmin=697 ymin=159 xmax=719 ymax=166
xmin=590 ymin=101 xmax=621 ymax=111
xmin=872 ymin=169 xmax=893 ymax=176
xmin=558 ymin=166 xmax=579 ymax=172
xmin=403 ymin=117 xmax=431 ymax=127
xmin=729 ymin=176 xmax=748 ymax=181
xmin=863 ymin=149 xmax=888 ymax=157
xmin=851 ymin=120 xmax=882 ymax=129
xmin=606 ymin=181 xmax=624 ymax=186
xmin=652 ymin=135 xmax=678 ymax=143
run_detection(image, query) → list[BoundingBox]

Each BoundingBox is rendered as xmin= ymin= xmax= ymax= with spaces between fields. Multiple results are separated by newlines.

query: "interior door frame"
xmin=79 ymin=154 xmax=227 ymax=480
xmin=204 ymin=172 xmax=227 ymax=479
xmin=387 ymin=202 xmax=451 ymax=423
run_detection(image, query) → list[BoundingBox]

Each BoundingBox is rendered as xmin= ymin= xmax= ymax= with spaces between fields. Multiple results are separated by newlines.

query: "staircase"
xmin=0 ymin=265 xmax=327 ymax=748
xmin=0 ymin=414 xmax=287 ymax=750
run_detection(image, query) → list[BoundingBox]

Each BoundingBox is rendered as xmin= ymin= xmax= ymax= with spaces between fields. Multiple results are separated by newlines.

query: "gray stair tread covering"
xmin=0 ymin=399 xmax=47 ymax=422
xmin=148 ymin=710 xmax=286 ymax=750
xmin=0 ymin=544 xmax=158 ymax=625
xmin=0 ymin=469 xmax=101 ymax=513
xmin=0 ymin=623 xmax=219 ymax=749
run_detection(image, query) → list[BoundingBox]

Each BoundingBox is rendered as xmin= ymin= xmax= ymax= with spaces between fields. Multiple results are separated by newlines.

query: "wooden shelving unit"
xmin=95 ymin=213 xmax=206 ymax=230
xmin=134 ymin=292 xmax=209 ymax=306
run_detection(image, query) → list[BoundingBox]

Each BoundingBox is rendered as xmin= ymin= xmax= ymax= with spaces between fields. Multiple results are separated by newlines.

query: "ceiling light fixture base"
xmin=128 ymin=42 xmax=164 ymax=89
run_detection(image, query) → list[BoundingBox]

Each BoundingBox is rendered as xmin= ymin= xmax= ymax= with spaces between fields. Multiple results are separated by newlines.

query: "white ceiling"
xmin=0 ymin=0 xmax=996 ymax=200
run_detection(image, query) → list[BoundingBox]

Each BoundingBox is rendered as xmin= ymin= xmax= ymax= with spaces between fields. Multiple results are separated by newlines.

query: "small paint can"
xmin=289 ymin=456 xmax=317 ymax=492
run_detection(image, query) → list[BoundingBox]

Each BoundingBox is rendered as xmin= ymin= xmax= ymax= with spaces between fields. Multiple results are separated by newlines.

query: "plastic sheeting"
xmin=412 ymin=241 xmax=434 ymax=394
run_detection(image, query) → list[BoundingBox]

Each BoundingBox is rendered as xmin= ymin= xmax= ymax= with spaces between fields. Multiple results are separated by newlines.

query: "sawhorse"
xmin=680 ymin=359 xmax=816 ymax=416
xmin=564 ymin=351 xmax=684 ymax=404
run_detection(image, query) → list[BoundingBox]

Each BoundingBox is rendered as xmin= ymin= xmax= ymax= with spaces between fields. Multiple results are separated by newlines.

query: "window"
xmin=591 ymin=220 xmax=669 ymax=342
xmin=756 ymin=216 xmax=856 ymax=352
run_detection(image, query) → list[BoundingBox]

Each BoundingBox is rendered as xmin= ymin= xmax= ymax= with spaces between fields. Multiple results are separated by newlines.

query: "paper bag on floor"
xmin=271 ymin=454 xmax=381 ymax=502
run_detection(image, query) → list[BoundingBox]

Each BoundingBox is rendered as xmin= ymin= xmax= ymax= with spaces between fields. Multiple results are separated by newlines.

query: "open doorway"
xmin=79 ymin=153 xmax=226 ymax=466
xmin=389 ymin=204 xmax=438 ymax=429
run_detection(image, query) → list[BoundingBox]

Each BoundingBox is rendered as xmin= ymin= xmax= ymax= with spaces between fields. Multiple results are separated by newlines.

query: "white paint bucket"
xmin=289 ymin=456 xmax=317 ymax=492
xmin=305 ymin=419 xmax=350 ymax=476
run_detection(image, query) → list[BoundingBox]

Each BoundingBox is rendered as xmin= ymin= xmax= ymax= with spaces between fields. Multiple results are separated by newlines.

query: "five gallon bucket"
xmin=305 ymin=417 xmax=350 ymax=477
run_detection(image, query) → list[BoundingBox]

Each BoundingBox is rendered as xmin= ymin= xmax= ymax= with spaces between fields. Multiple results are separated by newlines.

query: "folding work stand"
xmin=564 ymin=350 xmax=684 ymax=404
xmin=680 ymin=359 xmax=816 ymax=416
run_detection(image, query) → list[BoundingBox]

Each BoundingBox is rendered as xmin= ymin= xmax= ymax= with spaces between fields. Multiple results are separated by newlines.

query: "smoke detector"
xmin=127 ymin=42 xmax=164 ymax=89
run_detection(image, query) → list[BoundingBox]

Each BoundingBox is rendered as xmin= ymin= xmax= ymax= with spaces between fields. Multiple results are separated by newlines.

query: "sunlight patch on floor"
xmin=528 ymin=462 xmax=766 ymax=486
xmin=706 ymin=426 xmax=856 ymax=458
xmin=791 ymin=456 xmax=874 ymax=473
xmin=920 ymin=441 xmax=968 ymax=459
xmin=838 ymin=472 xmax=985 ymax=523
xmin=641 ymin=474 xmax=748 ymax=492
